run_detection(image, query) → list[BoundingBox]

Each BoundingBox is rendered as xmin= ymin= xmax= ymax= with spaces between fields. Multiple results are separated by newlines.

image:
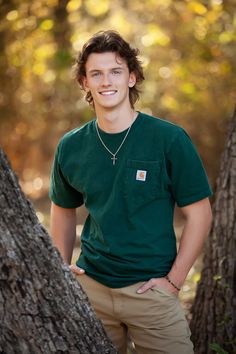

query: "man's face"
xmin=83 ymin=52 xmax=136 ymax=111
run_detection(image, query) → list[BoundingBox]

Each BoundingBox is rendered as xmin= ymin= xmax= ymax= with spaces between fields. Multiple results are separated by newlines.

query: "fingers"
xmin=136 ymin=279 xmax=154 ymax=294
xmin=137 ymin=277 xmax=180 ymax=296
xmin=69 ymin=264 xmax=85 ymax=275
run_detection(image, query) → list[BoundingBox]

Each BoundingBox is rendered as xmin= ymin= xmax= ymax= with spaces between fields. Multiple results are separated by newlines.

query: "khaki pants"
xmin=77 ymin=274 xmax=194 ymax=354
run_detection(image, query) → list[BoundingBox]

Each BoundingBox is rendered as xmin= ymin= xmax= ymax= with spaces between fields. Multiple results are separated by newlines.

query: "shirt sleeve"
xmin=49 ymin=141 xmax=84 ymax=208
xmin=166 ymin=128 xmax=212 ymax=207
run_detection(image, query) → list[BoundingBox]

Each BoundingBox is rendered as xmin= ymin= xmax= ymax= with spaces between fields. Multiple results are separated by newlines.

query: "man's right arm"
xmin=50 ymin=202 xmax=84 ymax=275
xmin=50 ymin=202 xmax=85 ymax=275
xmin=50 ymin=202 xmax=77 ymax=264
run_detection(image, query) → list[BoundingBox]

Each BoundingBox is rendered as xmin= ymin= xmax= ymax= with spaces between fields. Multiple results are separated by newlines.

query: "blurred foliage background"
xmin=0 ymin=0 xmax=236 ymax=310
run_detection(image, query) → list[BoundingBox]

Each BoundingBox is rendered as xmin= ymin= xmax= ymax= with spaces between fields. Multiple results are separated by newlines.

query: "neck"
xmin=95 ymin=106 xmax=137 ymax=133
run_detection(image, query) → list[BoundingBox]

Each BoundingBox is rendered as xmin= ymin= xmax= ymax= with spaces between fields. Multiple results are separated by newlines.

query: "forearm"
xmin=50 ymin=203 xmax=77 ymax=264
xmin=168 ymin=198 xmax=212 ymax=288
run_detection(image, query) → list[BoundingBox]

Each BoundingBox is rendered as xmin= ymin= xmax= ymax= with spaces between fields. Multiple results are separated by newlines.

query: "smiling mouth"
xmin=99 ymin=90 xmax=117 ymax=96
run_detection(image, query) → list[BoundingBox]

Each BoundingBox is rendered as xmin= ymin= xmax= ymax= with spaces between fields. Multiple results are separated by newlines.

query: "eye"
xmin=91 ymin=72 xmax=100 ymax=77
xmin=112 ymin=70 xmax=122 ymax=75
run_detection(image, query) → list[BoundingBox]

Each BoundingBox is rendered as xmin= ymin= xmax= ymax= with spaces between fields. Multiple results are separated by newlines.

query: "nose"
xmin=101 ymin=73 xmax=112 ymax=86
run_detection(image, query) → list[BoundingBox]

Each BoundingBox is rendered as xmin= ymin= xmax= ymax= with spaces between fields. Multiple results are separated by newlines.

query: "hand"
xmin=69 ymin=264 xmax=85 ymax=276
xmin=136 ymin=277 xmax=179 ymax=296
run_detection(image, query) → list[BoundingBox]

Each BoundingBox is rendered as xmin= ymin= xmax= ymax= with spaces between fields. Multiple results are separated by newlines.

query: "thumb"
xmin=69 ymin=264 xmax=85 ymax=275
xmin=136 ymin=280 xmax=153 ymax=294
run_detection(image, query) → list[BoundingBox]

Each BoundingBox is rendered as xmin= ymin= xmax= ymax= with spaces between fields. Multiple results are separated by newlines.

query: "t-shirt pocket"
xmin=124 ymin=159 xmax=167 ymax=215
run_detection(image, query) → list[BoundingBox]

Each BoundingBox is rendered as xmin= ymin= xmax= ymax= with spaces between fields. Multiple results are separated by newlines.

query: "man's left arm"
xmin=137 ymin=197 xmax=212 ymax=294
xmin=167 ymin=197 xmax=212 ymax=291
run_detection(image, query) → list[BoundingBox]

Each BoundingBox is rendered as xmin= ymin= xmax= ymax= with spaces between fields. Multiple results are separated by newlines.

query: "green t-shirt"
xmin=49 ymin=112 xmax=212 ymax=288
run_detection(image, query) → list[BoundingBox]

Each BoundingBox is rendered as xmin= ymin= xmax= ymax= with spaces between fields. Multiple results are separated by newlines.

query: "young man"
xmin=49 ymin=30 xmax=212 ymax=354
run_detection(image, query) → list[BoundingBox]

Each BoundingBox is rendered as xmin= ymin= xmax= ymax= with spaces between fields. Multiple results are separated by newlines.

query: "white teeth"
xmin=100 ymin=91 xmax=116 ymax=95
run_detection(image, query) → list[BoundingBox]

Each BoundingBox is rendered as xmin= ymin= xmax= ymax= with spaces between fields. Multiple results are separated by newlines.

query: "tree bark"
xmin=0 ymin=147 xmax=117 ymax=353
xmin=190 ymin=109 xmax=236 ymax=354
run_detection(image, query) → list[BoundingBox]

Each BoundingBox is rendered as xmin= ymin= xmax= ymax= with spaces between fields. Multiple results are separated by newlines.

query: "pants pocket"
xmin=151 ymin=284 xmax=179 ymax=299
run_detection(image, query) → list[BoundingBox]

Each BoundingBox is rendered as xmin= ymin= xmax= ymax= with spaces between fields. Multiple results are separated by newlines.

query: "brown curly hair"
xmin=74 ymin=30 xmax=145 ymax=108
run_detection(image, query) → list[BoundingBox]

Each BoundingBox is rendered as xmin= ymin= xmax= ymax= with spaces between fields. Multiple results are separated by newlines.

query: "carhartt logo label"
xmin=136 ymin=170 xmax=147 ymax=181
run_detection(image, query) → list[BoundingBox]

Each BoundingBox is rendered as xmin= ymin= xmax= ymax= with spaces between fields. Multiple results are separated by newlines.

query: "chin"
xmin=94 ymin=95 xmax=128 ymax=110
xmin=96 ymin=101 xmax=121 ymax=110
xmin=101 ymin=105 xmax=119 ymax=111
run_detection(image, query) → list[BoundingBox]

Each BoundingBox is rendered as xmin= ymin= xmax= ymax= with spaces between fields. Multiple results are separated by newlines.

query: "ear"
xmin=128 ymin=72 xmax=136 ymax=88
xmin=82 ymin=76 xmax=90 ymax=92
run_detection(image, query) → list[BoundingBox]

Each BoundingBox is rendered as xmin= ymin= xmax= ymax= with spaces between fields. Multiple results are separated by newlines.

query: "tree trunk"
xmin=190 ymin=109 xmax=236 ymax=354
xmin=0 ymin=147 xmax=117 ymax=354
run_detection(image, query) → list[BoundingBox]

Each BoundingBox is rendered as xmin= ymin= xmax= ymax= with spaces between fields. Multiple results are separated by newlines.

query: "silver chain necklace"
xmin=95 ymin=120 xmax=133 ymax=165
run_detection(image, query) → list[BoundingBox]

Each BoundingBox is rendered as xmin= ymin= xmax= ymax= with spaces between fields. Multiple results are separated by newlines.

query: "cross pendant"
xmin=111 ymin=155 xmax=117 ymax=165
